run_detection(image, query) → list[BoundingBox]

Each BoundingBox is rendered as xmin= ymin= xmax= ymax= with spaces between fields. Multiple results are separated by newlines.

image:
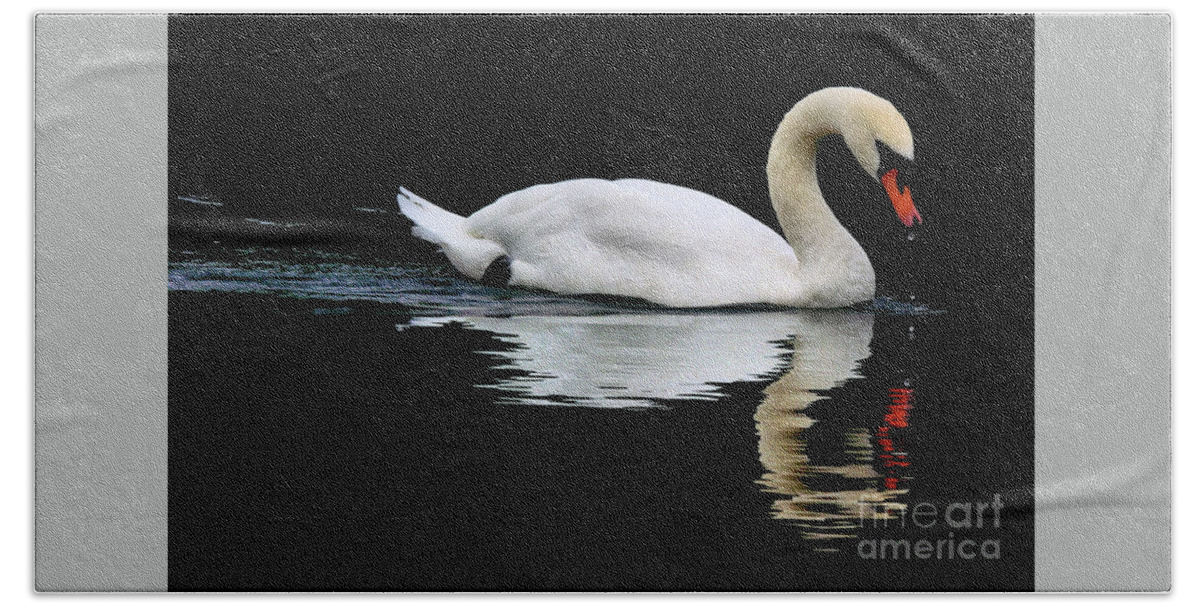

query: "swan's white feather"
xmin=464 ymin=178 xmax=803 ymax=307
xmin=400 ymin=179 xmax=803 ymax=307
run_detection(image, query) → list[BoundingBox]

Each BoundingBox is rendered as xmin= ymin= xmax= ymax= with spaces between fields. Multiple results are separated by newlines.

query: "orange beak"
xmin=882 ymin=168 xmax=922 ymax=227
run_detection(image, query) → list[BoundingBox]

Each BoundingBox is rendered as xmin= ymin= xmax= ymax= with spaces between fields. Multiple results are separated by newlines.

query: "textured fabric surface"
xmin=33 ymin=13 xmax=1169 ymax=592
xmin=34 ymin=14 xmax=168 ymax=592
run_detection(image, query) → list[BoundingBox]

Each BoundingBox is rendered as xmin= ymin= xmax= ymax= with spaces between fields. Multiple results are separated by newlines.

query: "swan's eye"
xmin=882 ymin=169 xmax=922 ymax=228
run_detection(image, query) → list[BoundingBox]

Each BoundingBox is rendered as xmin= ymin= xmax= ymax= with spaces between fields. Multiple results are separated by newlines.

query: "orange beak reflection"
xmin=882 ymin=168 xmax=922 ymax=227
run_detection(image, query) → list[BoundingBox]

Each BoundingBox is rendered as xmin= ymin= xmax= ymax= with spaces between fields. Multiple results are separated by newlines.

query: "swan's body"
xmin=398 ymin=87 xmax=916 ymax=308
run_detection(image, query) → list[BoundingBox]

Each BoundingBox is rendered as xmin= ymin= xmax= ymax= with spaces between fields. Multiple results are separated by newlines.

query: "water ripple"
xmin=169 ymin=248 xmax=942 ymax=317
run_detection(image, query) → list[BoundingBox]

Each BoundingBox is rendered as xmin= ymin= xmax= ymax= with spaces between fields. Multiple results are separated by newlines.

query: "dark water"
xmin=169 ymin=246 xmax=1033 ymax=591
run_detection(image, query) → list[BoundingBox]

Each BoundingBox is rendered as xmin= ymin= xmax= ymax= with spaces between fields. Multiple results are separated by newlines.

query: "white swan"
xmin=397 ymin=87 xmax=918 ymax=308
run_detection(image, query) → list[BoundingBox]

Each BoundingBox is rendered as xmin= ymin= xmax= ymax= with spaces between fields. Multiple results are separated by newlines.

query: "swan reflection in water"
xmin=402 ymin=309 xmax=907 ymax=543
xmin=753 ymin=311 xmax=908 ymax=545
xmin=405 ymin=312 xmax=801 ymax=406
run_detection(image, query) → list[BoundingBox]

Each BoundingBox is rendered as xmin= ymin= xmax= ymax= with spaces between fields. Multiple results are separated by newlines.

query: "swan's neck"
xmin=768 ymin=128 xmax=863 ymax=259
xmin=765 ymin=104 xmax=875 ymax=305
xmin=767 ymin=134 xmax=845 ymax=257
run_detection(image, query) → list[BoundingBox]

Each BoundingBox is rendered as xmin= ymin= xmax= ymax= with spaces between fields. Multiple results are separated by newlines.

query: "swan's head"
xmin=805 ymin=88 xmax=921 ymax=227
xmin=837 ymin=91 xmax=914 ymax=178
xmin=780 ymin=87 xmax=915 ymax=168
xmin=771 ymin=87 xmax=923 ymax=227
xmin=835 ymin=89 xmax=922 ymax=226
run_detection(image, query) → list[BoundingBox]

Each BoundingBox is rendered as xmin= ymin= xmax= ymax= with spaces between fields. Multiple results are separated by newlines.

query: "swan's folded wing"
xmin=465 ymin=178 xmax=800 ymax=307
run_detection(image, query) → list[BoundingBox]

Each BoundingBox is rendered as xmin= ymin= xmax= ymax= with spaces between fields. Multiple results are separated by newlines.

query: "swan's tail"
xmin=396 ymin=187 xmax=505 ymax=280
xmin=396 ymin=186 xmax=466 ymax=245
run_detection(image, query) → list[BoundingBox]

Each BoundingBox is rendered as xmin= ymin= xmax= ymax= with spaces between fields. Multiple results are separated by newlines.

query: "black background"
xmin=168 ymin=14 xmax=1034 ymax=591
